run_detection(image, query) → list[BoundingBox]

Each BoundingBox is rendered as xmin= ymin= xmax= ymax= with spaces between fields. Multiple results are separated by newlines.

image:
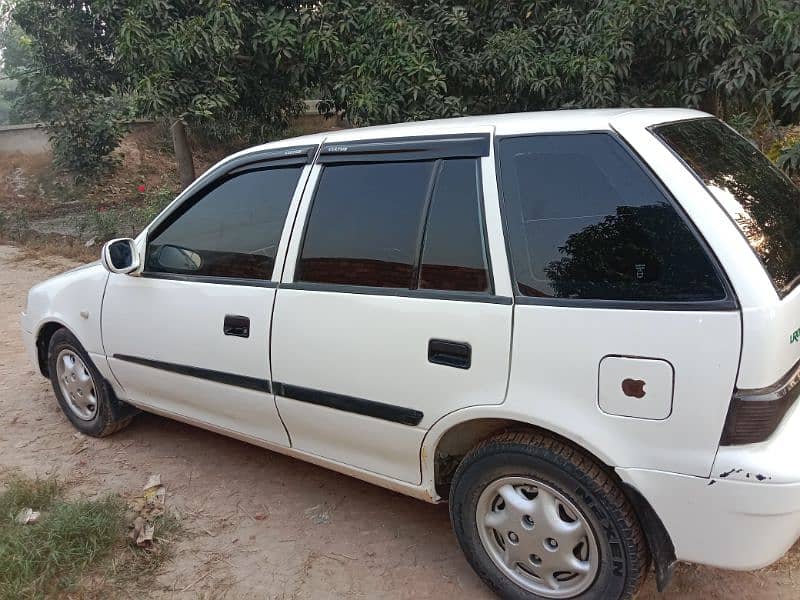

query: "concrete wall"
xmin=0 ymin=123 xmax=50 ymax=155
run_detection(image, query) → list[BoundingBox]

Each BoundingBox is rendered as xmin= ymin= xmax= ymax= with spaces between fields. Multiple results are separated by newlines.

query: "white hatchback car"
xmin=21 ymin=109 xmax=800 ymax=599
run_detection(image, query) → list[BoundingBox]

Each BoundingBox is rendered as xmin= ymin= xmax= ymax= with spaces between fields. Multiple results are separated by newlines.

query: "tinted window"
xmin=420 ymin=159 xmax=490 ymax=292
xmin=655 ymin=118 xmax=800 ymax=297
xmin=147 ymin=166 xmax=302 ymax=280
xmin=297 ymin=161 xmax=434 ymax=287
xmin=498 ymin=133 xmax=725 ymax=301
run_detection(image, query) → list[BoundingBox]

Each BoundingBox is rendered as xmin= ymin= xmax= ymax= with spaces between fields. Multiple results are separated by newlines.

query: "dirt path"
xmin=1 ymin=244 xmax=797 ymax=599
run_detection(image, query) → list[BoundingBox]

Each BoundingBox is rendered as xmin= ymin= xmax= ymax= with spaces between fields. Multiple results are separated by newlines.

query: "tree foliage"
xmin=116 ymin=0 xmax=310 ymax=144
xmin=5 ymin=0 xmax=800 ymax=176
xmin=0 ymin=20 xmax=27 ymax=124
xmin=4 ymin=0 xmax=312 ymax=175
xmin=3 ymin=0 xmax=129 ymax=173
xmin=304 ymin=0 xmax=800 ymax=127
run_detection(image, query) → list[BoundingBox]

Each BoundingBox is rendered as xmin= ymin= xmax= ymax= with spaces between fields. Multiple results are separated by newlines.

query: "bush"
xmin=48 ymin=94 xmax=130 ymax=177
xmin=778 ymin=143 xmax=800 ymax=177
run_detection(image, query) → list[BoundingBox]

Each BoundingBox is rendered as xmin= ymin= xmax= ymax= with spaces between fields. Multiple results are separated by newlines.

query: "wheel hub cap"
xmin=55 ymin=350 xmax=97 ymax=421
xmin=476 ymin=476 xmax=599 ymax=598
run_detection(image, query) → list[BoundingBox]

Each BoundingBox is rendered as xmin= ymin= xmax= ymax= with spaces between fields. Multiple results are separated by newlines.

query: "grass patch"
xmin=0 ymin=475 xmax=125 ymax=599
xmin=0 ymin=475 xmax=61 ymax=518
xmin=0 ymin=474 xmax=182 ymax=600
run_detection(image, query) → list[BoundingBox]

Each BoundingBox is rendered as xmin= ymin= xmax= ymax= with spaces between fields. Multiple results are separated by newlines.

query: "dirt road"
xmin=1 ymin=244 xmax=797 ymax=599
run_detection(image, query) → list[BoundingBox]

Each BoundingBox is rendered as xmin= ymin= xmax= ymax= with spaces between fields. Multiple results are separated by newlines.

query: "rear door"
xmin=103 ymin=147 xmax=314 ymax=445
xmin=270 ymin=133 xmax=513 ymax=484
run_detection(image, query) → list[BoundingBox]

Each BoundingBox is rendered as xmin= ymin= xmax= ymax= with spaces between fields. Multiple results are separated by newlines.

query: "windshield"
xmin=654 ymin=118 xmax=800 ymax=298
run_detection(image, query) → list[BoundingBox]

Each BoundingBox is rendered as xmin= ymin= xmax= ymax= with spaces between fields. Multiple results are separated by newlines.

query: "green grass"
xmin=0 ymin=474 xmax=181 ymax=599
xmin=0 ymin=475 xmax=61 ymax=518
xmin=0 ymin=475 xmax=125 ymax=599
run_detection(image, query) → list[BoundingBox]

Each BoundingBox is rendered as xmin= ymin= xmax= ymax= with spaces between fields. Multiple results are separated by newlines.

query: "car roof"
xmin=209 ymin=107 xmax=709 ymax=171
xmin=242 ymin=107 xmax=708 ymax=152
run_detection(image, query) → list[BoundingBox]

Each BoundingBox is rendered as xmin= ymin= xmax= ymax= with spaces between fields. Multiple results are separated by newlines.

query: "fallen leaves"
xmin=128 ymin=473 xmax=168 ymax=552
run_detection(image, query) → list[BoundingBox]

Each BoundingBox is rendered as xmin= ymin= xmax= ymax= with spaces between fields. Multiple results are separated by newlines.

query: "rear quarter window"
xmin=654 ymin=118 xmax=800 ymax=298
xmin=497 ymin=132 xmax=726 ymax=302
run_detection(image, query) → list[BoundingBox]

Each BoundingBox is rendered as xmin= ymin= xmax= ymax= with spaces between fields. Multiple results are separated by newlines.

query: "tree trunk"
xmin=700 ymin=92 xmax=722 ymax=118
xmin=170 ymin=118 xmax=196 ymax=189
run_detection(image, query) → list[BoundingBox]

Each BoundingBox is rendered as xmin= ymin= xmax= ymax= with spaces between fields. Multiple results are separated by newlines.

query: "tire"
xmin=47 ymin=328 xmax=136 ymax=437
xmin=450 ymin=430 xmax=648 ymax=600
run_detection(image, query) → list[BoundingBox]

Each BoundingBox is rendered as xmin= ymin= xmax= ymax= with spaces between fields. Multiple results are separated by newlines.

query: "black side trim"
xmin=274 ymin=382 xmax=424 ymax=426
xmin=514 ymin=296 xmax=736 ymax=311
xmin=140 ymin=272 xmax=278 ymax=288
xmin=113 ymin=354 xmax=271 ymax=393
xmin=318 ymin=133 xmax=490 ymax=164
xmin=280 ymin=281 xmax=512 ymax=304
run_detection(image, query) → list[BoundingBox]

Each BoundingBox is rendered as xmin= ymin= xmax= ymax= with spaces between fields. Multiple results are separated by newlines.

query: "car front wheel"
xmin=47 ymin=328 xmax=135 ymax=437
xmin=450 ymin=431 xmax=648 ymax=600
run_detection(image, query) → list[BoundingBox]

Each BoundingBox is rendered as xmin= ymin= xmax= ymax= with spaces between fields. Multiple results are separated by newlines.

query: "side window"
xmin=147 ymin=166 xmax=302 ymax=280
xmin=297 ymin=161 xmax=434 ymax=287
xmin=497 ymin=133 xmax=726 ymax=302
xmin=297 ymin=158 xmax=492 ymax=293
xmin=419 ymin=159 xmax=490 ymax=292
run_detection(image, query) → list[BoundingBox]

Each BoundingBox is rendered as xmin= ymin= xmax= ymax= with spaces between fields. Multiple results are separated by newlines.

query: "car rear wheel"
xmin=450 ymin=431 xmax=648 ymax=600
xmin=47 ymin=328 xmax=136 ymax=437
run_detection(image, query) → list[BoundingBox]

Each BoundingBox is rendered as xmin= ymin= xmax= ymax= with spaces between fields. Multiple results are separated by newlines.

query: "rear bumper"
xmin=618 ymin=400 xmax=800 ymax=570
xmin=618 ymin=467 xmax=800 ymax=570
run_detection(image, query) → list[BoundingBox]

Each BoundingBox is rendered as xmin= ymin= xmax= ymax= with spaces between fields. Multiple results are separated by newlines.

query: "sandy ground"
xmin=1 ymin=243 xmax=798 ymax=599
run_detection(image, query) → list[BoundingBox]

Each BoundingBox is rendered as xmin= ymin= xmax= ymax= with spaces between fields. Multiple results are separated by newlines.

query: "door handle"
xmin=428 ymin=339 xmax=471 ymax=369
xmin=224 ymin=314 xmax=250 ymax=338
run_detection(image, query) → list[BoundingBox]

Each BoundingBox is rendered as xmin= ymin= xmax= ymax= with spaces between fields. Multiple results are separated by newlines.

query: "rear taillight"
xmin=720 ymin=361 xmax=800 ymax=445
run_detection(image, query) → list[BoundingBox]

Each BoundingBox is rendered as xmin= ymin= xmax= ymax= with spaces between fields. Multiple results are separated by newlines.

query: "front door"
xmin=271 ymin=134 xmax=513 ymax=484
xmin=102 ymin=159 xmax=310 ymax=445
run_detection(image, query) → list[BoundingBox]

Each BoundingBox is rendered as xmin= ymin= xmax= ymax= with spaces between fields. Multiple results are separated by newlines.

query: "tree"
xmin=8 ymin=0 xmax=312 ymax=185
xmin=0 ymin=17 xmax=31 ymax=124
xmin=5 ymin=0 xmax=130 ymax=174
xmin=301 ymin=1 xmax=464 ymax=126
xmin=304 ymin=1 xmax=800 ymax=128
xmin=115 ymin=0 xmax=311 ymax=187
xmin=7 ymin=0 xmax=800 ymax=180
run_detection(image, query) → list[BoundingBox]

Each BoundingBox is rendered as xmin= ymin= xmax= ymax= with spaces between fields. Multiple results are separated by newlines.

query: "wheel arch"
xmin=35 ymin=320 xmax=70 ymax=377
xmin=422 ymin=408 xmax=617 ymax=500
xmin=423 ymin=410 xmax=676 ymax=591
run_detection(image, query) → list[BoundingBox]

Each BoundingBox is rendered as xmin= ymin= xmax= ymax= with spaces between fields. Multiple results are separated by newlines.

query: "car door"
xmin=271 ymin=133 xmax=514 ymax=484
xmin=102 ymin=146 xmax=315 ymax=446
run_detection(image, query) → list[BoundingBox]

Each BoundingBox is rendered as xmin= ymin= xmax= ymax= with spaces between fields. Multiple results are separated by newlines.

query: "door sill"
xmin=127 ymin=400 xmax=436 ymax=503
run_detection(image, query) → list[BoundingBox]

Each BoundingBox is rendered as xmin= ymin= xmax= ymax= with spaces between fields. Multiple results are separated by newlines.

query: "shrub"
xmin=48 ymin=94 xmax=130 ymax=176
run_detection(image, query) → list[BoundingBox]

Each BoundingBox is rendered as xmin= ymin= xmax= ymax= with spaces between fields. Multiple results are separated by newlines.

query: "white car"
xmin=21 ymin=108 xmax=800 ymax=599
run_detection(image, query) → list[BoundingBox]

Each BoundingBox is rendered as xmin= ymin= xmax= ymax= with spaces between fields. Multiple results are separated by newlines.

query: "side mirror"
xmin=101 ymin=238 xmax=140 ymax=274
